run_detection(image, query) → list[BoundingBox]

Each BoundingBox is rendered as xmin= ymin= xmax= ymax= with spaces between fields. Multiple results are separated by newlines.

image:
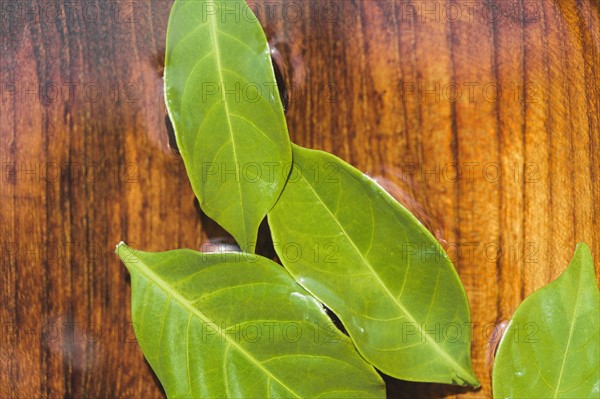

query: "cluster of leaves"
xmin=117 ymin=1 xmax=599 ymax=398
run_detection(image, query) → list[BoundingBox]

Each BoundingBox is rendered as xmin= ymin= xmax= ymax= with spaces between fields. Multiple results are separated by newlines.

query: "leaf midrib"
xmin=552 ymin=263 xmax=584 ymax=398
xmin=207 ymin=9 xmax=247 ymax=245
xmin=129 ymin=251 xmax=302 ymax=399
xmin=297 ymin=168 xmax=475 ymax=383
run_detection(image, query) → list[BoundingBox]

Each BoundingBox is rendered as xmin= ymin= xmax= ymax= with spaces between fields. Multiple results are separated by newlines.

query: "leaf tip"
xmin=459 ymin=369 xmax=481 ymax=388
xmin=115 ymin=240 xmax=127 ymax=254
xmin=574 ymin=241 xmax=592 ymax=260
xmin=115 ymin=241 xmax=137 ymax=273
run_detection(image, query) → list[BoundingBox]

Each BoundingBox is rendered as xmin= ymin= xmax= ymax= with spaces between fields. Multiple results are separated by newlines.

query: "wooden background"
xmin=1 ymin=0 xmax=598 ymax=397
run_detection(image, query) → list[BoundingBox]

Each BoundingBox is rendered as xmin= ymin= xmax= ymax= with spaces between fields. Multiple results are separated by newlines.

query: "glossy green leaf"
xmin=492 ymin=243 xmax=600 ymax=398
xmin=268 ymin=145 xmax=478 ymax=386
xmin=116 ymin=242 xmax=385 ymax=398
xmin=164 ymin=0 xmax=292 ymax=252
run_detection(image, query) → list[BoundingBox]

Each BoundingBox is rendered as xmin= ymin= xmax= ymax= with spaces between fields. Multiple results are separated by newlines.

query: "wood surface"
xmin=1 ymin=0 xmax=598 ymax=398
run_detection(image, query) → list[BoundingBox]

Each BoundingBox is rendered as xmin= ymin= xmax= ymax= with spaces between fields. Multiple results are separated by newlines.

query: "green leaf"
xmin=164 ymin=0 xmax=292 ymax=252
xmin=492 ymin=243 xmax=600 ymax=398
xmin=116 ymin=242 xmax=385 ymax=398
xmin=268 ymin=144 xmax=479 ymax=386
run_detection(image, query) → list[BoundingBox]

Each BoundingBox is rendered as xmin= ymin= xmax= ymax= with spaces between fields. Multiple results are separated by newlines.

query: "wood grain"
xmin=0 ymin=1 xmax=598 ymax=398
